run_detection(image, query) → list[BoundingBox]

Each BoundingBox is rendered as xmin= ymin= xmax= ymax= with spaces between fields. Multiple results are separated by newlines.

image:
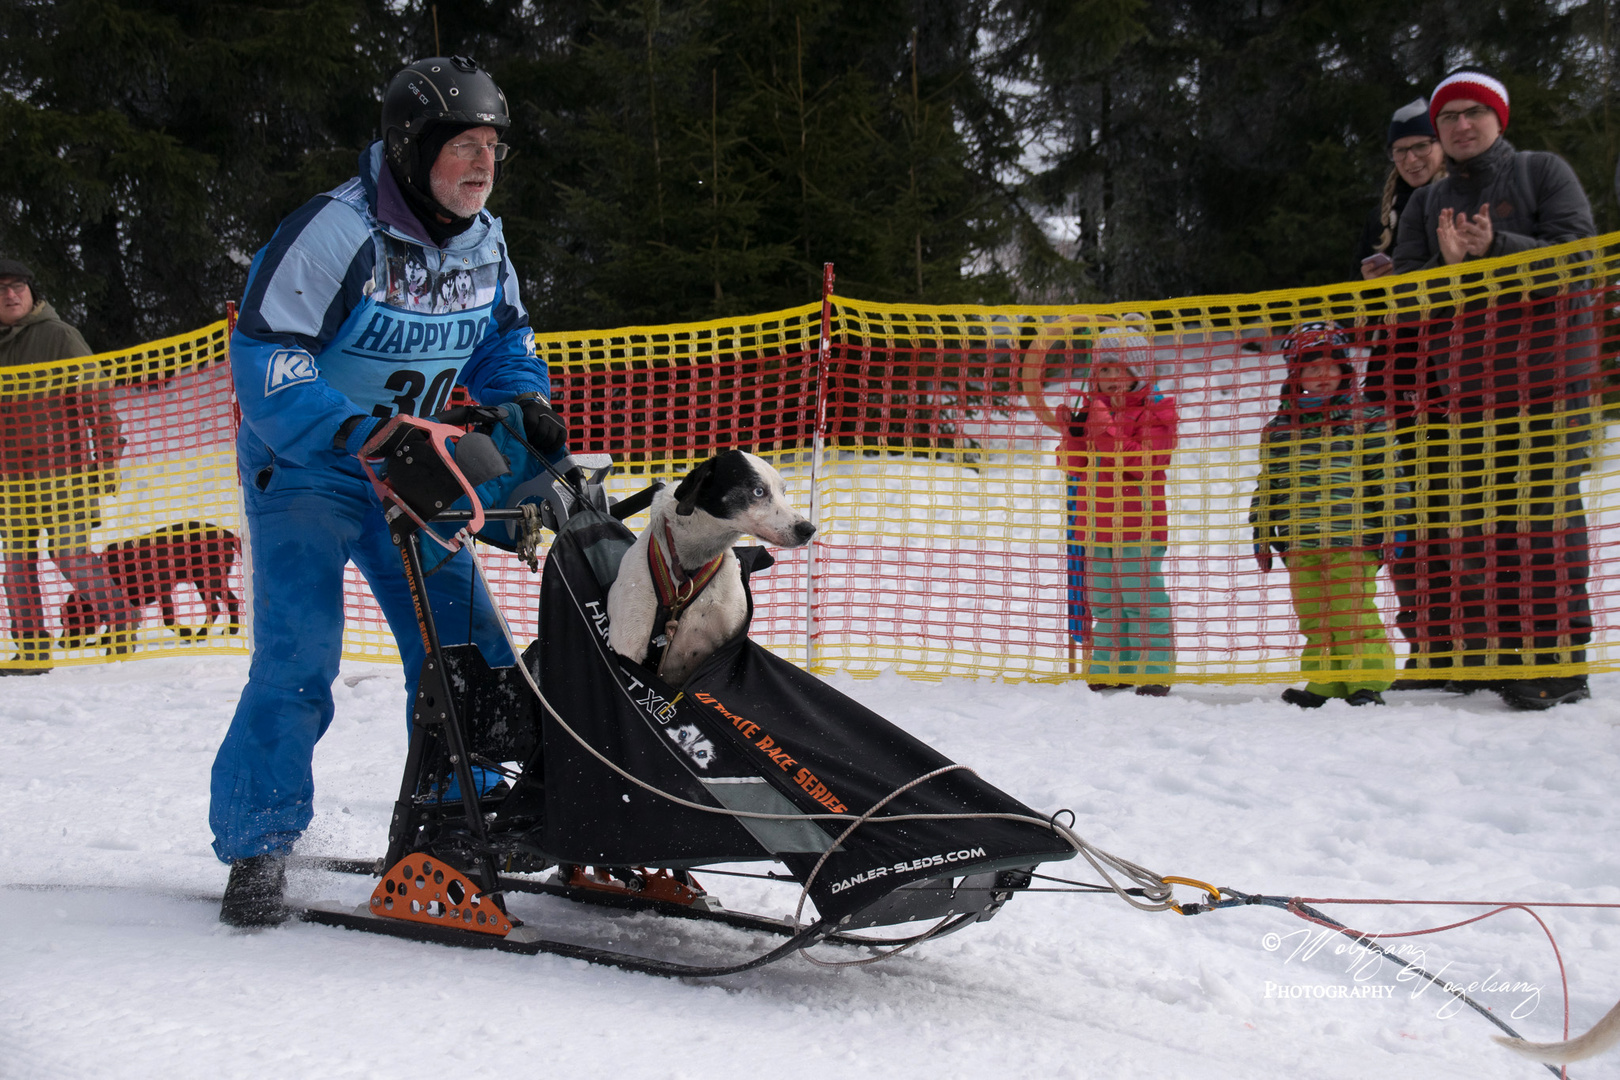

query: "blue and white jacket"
xmin=232 ymin=141 xmax=548 ymax=483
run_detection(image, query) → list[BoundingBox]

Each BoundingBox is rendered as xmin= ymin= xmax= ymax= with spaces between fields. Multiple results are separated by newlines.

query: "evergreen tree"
xmin=546 ymin=0 xmax=794 ymax=325
xmin=7 ymin=0 xmax=1620 ymax=340
xmin=0 ymin=0 xmax=395 ymax=349
xmin=1013 ymin=0 xmax=1620 ymax=301
xmin=516 ymin=0 xmax=1026 ymax=328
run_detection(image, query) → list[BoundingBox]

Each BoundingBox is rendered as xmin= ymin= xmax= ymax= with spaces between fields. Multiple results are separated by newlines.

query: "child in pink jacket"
xmin=1054 ymin=334 xmax=1179 ymax=695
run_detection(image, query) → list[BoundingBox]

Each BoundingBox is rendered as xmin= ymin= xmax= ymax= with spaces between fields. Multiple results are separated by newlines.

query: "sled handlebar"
xmin=423 ymin=480 xmax=664 ymax=526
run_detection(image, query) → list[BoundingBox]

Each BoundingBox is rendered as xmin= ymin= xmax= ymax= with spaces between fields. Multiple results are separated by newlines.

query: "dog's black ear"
xmin=673 ymin=456 xmax=716 ymax=517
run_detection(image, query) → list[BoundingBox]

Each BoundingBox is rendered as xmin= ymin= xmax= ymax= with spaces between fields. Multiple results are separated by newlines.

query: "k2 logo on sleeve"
xmin=265 ymin=349 xmax=319 ymax=396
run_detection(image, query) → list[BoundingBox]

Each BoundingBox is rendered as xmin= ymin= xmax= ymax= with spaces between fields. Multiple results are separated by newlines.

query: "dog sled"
xmin=294 ymin=406 xmax=1150 ymax=977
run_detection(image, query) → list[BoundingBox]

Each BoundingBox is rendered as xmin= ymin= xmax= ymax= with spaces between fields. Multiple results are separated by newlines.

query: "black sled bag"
xmin=504 ymin=507 xmax=1074 ymax=926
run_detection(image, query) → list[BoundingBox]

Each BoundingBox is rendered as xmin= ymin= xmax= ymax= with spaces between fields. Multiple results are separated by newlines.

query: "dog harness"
xmin=645 ymin=522 xmax=725 ymax=669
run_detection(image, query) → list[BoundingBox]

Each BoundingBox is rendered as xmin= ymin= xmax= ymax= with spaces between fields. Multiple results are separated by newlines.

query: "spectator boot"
xmin=1499 ymin=676 xmax=1590 ymax=711
xmin=1389 ymin=676 xmax=1449 ymax=690
xmin=0 ymin=630 xmax=52 ymax=676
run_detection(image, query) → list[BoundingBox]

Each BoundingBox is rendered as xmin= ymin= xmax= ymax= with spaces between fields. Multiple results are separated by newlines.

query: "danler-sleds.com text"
xmin=831 ymin=848 xmax=991 ymax=894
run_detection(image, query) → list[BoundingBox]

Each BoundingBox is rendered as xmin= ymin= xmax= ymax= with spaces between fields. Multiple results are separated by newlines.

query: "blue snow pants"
xmin=1065 ymin=481 xmax=1088 ymax=642
xmin=209 ymin=464 xmax=515 ymax=862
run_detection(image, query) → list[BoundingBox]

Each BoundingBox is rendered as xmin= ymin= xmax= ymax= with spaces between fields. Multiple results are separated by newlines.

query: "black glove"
xmin=517 ymin=395 xmax=568 ymax=455
xmin=377 ymin=424 xmax=460 ymax=520
xmin=1067 ymin=410 xmax=1088 ymax=437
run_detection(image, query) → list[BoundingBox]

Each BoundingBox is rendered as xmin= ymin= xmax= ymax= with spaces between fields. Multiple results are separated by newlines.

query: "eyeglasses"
xmin=0 ymin=281 xmax=30 ymax=297
xmin=445 ymin=140 xmax=510 ymax=161
xmin=1389 ymin=138 xmax=1437 ymax=161
xmin=1435 ymin=105 xmax=1494 ymax=128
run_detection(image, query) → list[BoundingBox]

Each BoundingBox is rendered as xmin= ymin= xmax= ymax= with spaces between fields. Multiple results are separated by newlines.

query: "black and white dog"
xmin=607 ymin=450 xmax=814 ymax=685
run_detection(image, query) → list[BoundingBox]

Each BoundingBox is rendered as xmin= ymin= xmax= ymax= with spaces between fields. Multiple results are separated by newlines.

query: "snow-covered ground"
xmin=4 ymin=656 xmax=1618 ymax=1079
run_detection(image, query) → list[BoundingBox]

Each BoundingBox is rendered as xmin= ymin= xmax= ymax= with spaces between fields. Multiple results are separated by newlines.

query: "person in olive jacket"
xmin=0 ymin=259 xmax=133 ymax=674
xmin=1388 ymin=70 xmax=1596 ymax=711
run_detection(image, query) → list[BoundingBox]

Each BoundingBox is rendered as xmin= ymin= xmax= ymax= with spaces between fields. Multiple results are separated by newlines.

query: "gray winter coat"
xmin=1391 ymin=137 xmax=1593 ymax=273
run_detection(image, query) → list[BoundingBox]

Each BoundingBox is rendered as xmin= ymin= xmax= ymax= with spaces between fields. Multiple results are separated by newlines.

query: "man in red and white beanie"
xmin=1387 ymin=69 xmax=1596 ymax=711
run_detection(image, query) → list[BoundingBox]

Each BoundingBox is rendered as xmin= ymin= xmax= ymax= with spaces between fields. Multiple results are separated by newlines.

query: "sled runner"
xmin=300 ymin=408 xmax=1088 ymax=975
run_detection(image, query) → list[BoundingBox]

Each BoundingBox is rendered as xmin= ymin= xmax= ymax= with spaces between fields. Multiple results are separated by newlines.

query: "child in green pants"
xmin=1250 ymin=322 xmax=1411 ymax=708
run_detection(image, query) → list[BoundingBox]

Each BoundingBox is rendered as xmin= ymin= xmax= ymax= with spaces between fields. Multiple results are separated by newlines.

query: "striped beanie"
xmin=1429 ymin=70 xmax=1509 ymax=132
xmin=1387 ymin=98 xmax=1435 ymax=146
xmin=1093 ymin=327 xmax=1153 ymax=380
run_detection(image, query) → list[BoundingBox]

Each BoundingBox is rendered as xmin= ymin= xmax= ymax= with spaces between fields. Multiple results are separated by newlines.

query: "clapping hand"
xmin=1436 ymin=203 xmax=1493 ymax=265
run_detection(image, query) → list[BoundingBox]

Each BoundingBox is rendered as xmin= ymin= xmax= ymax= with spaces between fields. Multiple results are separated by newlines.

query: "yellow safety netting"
xmin=0 ymin=320 xmax=239 ymax=667
xmin=15 ymin=233 xmax=1614 ymax=688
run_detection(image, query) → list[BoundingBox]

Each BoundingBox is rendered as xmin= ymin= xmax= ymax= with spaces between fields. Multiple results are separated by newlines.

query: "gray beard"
xmin=430 ymin=174 xmax=492 ymax=219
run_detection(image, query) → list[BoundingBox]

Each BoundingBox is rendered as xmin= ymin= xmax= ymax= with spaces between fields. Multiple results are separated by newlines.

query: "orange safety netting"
xmin=810 ymin=248 xmax=1607 ymax=684
xmin=0 ymin=323 xmax=240 ymax=667
xmin=8 ymin=234 xmax=1613 ymax=686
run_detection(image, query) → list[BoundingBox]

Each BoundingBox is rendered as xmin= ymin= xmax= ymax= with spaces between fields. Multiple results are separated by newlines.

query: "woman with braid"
xmin=1356 ymin=99 xmax=1444 ymax=279
xmin=1356 ymin=99 xmax=1445 ymax=686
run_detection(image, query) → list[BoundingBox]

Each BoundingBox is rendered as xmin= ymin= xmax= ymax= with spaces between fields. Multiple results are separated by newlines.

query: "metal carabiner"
xmin=1161 ymin=875 xmax=1222 ymax=915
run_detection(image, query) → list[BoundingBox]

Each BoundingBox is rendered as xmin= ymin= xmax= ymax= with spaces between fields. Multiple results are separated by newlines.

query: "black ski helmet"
xmin=382 ymin=56 xmax=510 ymax=179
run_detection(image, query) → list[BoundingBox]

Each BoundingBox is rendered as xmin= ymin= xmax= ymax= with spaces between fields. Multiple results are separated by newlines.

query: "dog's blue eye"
xmin=752 ymin=486 xmax=765 ymax=499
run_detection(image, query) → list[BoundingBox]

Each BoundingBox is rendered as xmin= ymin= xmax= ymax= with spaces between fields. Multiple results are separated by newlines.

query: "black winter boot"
xmin=1281 ymin=688 xmax=1328 ymax=709
xmin=1344 ymin=689 xmax=1386 ymax=706
xmin=220 ymin=854 xmax=289 ymax=927
xmin=0 ymin=630 xmax=52 ymax=676
xmin=1499 ymin=677 xmax=1590 ymax=711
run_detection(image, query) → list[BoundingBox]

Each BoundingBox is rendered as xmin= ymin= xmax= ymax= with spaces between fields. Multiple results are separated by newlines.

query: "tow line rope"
xmin=1167 ymin=890 xmax=1620 ymax=1079
xmin=461 ymin=538 xmax=1173 ymax=968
